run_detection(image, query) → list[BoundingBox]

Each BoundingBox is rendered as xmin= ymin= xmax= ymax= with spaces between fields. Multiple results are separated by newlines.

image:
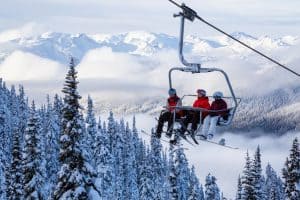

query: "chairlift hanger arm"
xmin=168 ymin=0 xmax=300 ymax=77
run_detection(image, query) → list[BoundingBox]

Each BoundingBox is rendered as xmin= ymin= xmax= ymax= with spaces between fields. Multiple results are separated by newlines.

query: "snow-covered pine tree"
xmin=107 ymin=111 xmax=116 ymax=152
xmin=252 ymin=146 xmax=265 ymax=199
xmin=131 ymin=115 xmax=146 ymax=195
xmin=123 ymin=123 xmax=139 ymax=200
xmin=18 ymin=85 xmax=29 ymax=148
xmin=84 ymin=95 xmax=97 ymax=167
xmin=113 ymin=119 xmax=126 ymax=199
xmin=52 ymin=58 xmax=99 ymax=199
xmin=168 ymin=145 xmax=179 ymax=200
xmin=205 ymin=173 xmax=220 ymax=200
xmin=236 ymin=175 xmax=242 ymax=200
xmin=9 ymin=85 xmax=19 ymax=151
xmin=188 ymin=166 xmax=204 ymax=200
xmin=43 ymin=95 xmax=61 ymax=197
xmin=265 ymin=163 xmax=285 ymax=200
xmin=149 ymin=129 xmax=165 ymax=199
xmin=241 ymin=151 xmax=255 ymax=200
xmin=139 ymin=147 xmax=156 ymax=199
xmin=94 ymin=119 xmax=114 ymax=199
xmin=6 ymin=130 xmax=23 ymax=200
xmin=282 ymin=138 xmax=300 ymax=200
xmin=0 ymin=80 xmax=9 ymax=199
xmin=175 ymin=147 xmax=190 ymax=200
xmin=23 ymin=102 xmax=43 ymax=199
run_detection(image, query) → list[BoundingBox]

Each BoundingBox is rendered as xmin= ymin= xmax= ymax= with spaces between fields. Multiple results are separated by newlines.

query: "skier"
xmin=200 ymin=91 xmax=227 ymax=139
xmin=156 ymin=88 xmax=182 ymax=138
xmin=181 ymin=89 xmax=210 ymax=137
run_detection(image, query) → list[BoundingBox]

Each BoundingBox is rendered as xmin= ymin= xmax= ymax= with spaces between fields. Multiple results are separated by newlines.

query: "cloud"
xmin=0 ymin=51 xmax=64 ymax=81
xmin=0 ymin=35 xmax=299 ymax=105
xmin=0 ymin=23 xmax=46 ymax=42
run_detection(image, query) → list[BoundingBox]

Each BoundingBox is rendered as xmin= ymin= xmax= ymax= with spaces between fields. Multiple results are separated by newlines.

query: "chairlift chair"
xmin=167 ymin=2 xmax=240 ymax=135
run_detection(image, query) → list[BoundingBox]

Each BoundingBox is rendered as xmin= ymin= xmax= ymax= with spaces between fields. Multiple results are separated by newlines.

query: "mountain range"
xmin=0 ymin=30 xmax=299 ymax=134
xmin=0 ymin=31 xmax=298 ymax=63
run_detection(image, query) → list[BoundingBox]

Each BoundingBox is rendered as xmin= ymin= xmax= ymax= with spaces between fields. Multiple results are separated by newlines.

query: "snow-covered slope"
xmin=89 ymin=86 xmax=300 ymax=135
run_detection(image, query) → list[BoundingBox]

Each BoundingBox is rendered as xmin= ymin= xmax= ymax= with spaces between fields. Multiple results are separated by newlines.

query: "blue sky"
xmin=1 ymin=0 xmax=300 ymax=37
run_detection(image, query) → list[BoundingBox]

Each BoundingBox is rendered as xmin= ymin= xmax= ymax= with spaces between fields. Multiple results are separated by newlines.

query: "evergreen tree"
xmin=94 ymin=120 xmax=114 ymax=199
xmin=175 ymin=147 xmax=190 ymax=200
xmin=0 ymin=80 xmax=9 ymax=199
xmin=124 ymin=123 xmax=139 ymax=200
xmin=23 ymin=102 xmax=43 ymax=199
xmin=168 ymin=145 xmax=179 ymax=200
xmin=18 ymin=85 xmax=29 ymax=147
xmin=241 ymin=151 xmax=255 ymax=200
xmin=188 ymin=166 xmax=204 ymax=200
xmin=252 ymin=146 xmax=265 ymax=199
xmin=149 ymin=129 xmax=165 ymax=199
xmin=84 ymin=95 xmax=97 ymax=166
xmin=44 ymin=95 xmax=61 ymax=196
xmin=282 ymin=138 xmax=300 ymax=200
xmin=139 ymin=150 xmax=156 ymax=199
xmin=113 ymin=120 xmax=126 ymax=199
xmin=265 ymin=163 xmax=285 ymax=200
xmin=236 ymin=175 xmax=242 ymax=200
xmin=205 ymin=173 xmax=220 ymax=200
xmin=6 ymin=130 xmax=23 ymax=200
xmin=53 ymin=58 xmax=99 ymax=199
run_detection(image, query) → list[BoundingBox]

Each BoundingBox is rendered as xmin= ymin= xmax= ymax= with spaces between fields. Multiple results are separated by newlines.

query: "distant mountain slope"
xmin=0 ymin=31 xmax=298 ymax=63
xmin=92 ymin=86 xmax=300 ymax=135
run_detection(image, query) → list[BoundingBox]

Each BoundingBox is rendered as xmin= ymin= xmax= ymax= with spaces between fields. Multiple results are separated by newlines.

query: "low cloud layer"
xmin=0 ymin=38 xmax=299 ymax=104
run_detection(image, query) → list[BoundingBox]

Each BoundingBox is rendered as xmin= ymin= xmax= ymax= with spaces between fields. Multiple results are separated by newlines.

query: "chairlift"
xmin=166 ymin=2 xmax=240 ymax=138
xmin=155 ymin=0 xmax=300 ymax=146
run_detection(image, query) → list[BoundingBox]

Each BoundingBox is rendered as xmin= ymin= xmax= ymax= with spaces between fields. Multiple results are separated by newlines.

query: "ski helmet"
xmin=196 ymin=89 xmax=206 ymax=96
xmin=213 ymin=91 xmax=223 ymax=99
xmin=168 ymin=88 xmax=176 ymax=96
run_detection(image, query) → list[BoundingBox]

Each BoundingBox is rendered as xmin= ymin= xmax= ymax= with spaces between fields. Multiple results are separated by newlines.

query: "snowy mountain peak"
xmin=0 ymin=30 xmax=297 ymax=63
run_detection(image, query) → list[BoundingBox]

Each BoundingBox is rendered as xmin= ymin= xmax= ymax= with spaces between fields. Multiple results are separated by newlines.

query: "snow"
xmin=0 ymin=31 xmax=295 ymax=63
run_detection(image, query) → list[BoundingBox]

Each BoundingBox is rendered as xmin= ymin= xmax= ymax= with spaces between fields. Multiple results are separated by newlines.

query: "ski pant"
xmin=201 ymin=115 xmax=219 ymax=136
xmin=156 ymin=111 xmax=180 ymax=137
xmin=182 ymin=111 xmax=203 ymax=131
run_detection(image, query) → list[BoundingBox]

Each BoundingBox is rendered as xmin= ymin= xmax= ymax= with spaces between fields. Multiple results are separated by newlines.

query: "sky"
xmin=1 ymin=0 xmax=300 ymax=37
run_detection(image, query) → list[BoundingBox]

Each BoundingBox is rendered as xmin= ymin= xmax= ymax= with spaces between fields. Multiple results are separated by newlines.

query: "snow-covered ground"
xmin=123 ymin=113 xmax=300 ymax=199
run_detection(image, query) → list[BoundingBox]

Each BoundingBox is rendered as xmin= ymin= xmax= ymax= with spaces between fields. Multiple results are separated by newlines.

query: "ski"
xmin=196 ymin=135 xmax=238 ymax=149
xmin=189 ymin=134 xmax=199 ymax=145
xmin=171 ymin=131 xmax=196 ymax=147
xmin=140 ymin=129 xmax=186 ymax=148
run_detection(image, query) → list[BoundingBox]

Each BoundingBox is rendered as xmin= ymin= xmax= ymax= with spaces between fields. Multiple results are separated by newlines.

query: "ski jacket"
xmin=209 ymin=99 xmax=228 ymax=117
xmin=192 ymin=97 xmax=210 ymax=119
xmin=166 ymin=96 xmax=182 ymax=112
xmin=193 ymin=97 xmax=210 ymax=110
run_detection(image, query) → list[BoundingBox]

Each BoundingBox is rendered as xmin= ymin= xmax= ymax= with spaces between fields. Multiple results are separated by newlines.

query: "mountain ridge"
xmin=0 ymin=31 xmax=298 ymax=63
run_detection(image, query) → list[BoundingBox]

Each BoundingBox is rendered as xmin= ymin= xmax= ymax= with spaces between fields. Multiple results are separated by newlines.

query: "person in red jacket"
xmin=182 ymin=89 xmax=210 ymax=136
xmin=201 ymin=91 xmax=227 ymax=139
xmin=156 ymin=88 xmax=182 ymax=138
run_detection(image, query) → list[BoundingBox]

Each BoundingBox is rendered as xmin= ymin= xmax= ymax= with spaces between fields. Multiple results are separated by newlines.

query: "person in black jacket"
xmin=156 ymin=88 xmax=182 ymax=138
